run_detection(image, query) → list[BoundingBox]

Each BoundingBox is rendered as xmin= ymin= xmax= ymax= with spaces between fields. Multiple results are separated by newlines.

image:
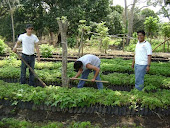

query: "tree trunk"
xmin=99 ymin=38 xmax=102 ymax=53
xmin=167 ymin=41 xmax=169 ymax=53
xmin=127 ymin=0 xmax=137 ymax=44
xmin=124 ymin=0 xmax=128 ymax=33
xmin=163 ymin=37 xmax=166 ymax=52
xmin=124 ymin=0 xmax=129 ymax=44
xmin=7 ymin=0 xmax=15 ymax=43
xmin=123 ymin=35 xmax=125 ymax=52
xmin=49 ymin=31 xmax=54 ymax=45
xmin=57 ymin=19 xmax=68 ymax=87
xmin=78 ymin=29 xmax=84 ymax=58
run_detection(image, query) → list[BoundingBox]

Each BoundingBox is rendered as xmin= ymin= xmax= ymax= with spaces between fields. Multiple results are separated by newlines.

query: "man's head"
xmin=74 ymin=61 xmax=83 ymax=72
xmin=26 ymin=24 xmax=34 ymax=35
xmin=137 ymin=30 xmax=145 ymax=42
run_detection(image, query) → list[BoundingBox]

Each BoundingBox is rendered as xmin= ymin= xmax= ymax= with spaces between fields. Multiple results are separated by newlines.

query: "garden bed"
xmin=0 ymin=99 xmax=170 ymax=116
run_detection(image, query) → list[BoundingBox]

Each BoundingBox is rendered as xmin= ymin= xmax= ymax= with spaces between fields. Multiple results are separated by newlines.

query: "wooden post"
xmin=163 ymin=37 xmax=166 ymax=52
xmin=163 ymin=38 xmax=165 ymax=52
xmin=123 ymin=34 xmax=125 ymax=52
xmin=167 ymin=41 xmax=169 ymax=52
xmin=78 ymin=29 xmax=84 ymax=58
xmin=57 ymin=18 xmax=69 ymax=87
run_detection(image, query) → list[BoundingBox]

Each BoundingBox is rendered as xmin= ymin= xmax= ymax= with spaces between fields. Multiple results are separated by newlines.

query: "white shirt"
xmin=18 ymin=33 xmax=39 ymax=55
xmin=77 ymin=54 xmax=101 ymax=71
xmin=135 ymin=40 xmax=152 ymax=65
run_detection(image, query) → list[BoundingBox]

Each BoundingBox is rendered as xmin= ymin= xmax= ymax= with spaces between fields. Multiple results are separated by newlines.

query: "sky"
xmin=112 ymin=0 xmax=169 ymax=22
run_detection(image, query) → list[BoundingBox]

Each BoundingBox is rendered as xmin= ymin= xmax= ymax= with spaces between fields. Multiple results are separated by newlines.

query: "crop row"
xmin=0 ymin=80 xmax=170 ymax=110
xmin=0 ymin=66 xmax=169 ymax=89
xmin=0 ymin=58 xmax=170 ymax=77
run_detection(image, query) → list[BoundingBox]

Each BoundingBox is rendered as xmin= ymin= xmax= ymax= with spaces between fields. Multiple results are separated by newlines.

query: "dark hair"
xmin=26 ymin=24 xmax=33 ymax=29
xmin=74 ymin=61 xmax=83 ymax=72
xmin=137 ymin=30 xmax=145 ymax=36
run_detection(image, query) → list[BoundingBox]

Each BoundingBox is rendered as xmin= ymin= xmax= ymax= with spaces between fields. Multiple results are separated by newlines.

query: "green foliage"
xmin=0 ymin=58 xmax=170 ymax=89
xmin=144 ymin=16 xmax=159 ymax=38
xmin=0 ymin=118 xmax=99 ymax=128
xmin=141 ymin=8 xmax=159 ymax=19
xmin=110 ymin=5 xmax=124 ymax=14
xmin=106 ymin=10 xmax=124 ymax=35
xmin=78 ymin=20 xmax=91 ymax=44
xmin=0 ymin=80 xmax=170 ymax=109
xmin=0 ymin=39 xmax=8 ymax=55
xmin=95 ymin=21 xmax=109 ymax=37
xmin=67 ymin=36 xmax=77 ymax=48
xmin=40 ymin=44 xmax=55 ymax=58
xmin=92 ymin=21 xmax=110 ymax=53
xmin=0 ymin=0 xmax=110 ymax=41
xmin=102 ymin=37 xmax=110 ymax=53
xmin=161 ymin=22 xmax=170 ymax=38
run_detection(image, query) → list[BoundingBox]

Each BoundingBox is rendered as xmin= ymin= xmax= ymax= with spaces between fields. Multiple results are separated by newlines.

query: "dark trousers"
xmin=20 ymin=54 xmax=35 ymax=86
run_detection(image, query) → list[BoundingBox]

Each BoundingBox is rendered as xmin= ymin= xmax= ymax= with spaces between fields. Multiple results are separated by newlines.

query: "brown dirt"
xmin=0 ymin=105 xmax=169 ymax=128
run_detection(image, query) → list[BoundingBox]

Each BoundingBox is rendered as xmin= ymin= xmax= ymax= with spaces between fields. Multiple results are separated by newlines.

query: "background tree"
xmin=144 ymin=16 xmax=159 ymax=38
xmin=1 ymin=0 xmax=20 ymax=43
xmin=161 ymin=22 xmax=170 ymax=52
xmin=133 ymin=8 xmax=158 ymax=32
xmin=77 ymin=20 xmax=91 ymax=57
xmin=95 ymin=22 xmax=109 ymax=53
xmin=106 ymin=5 xmax=124 ymax=35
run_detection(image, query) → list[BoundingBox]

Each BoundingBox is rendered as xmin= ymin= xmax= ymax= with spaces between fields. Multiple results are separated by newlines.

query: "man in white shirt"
xmin=132 ymin=30 xmax=152 ymax=91
xmin=71 ymin=54 xmax=103 ymax=89
xmin=13 ymin=24 xmax=40 ymax=86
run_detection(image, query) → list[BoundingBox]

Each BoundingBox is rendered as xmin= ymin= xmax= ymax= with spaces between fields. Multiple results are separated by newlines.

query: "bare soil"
xmin=0 ymin=105 xmax=169 ymax=128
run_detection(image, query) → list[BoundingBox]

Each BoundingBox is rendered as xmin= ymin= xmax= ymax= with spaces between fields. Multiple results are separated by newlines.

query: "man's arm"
xmin=146 ymin=55 xmax=152 ymax=72
xmin=71 ymin=68 xmax=83 ymax=79
xmin=35 ymin=43 xmax=40 ymax=62
xmin=13 ymin=41 xmax=21 ymax=53
xmin=86 ymin=63 xmax=100 ymax=82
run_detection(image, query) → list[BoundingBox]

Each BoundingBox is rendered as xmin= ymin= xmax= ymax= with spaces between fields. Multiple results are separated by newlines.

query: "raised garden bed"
xmin=0 ymin=99 xmax=169 ymax=116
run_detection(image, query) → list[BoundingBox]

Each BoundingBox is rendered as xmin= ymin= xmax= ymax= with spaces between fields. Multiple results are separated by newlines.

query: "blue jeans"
xmin=78 ymin=66 xmax=103 ymax=89
xmin=21 ymin=54 xmax=35 ymax=86
xmin=135 ymin=64 xmax=147 ymax=91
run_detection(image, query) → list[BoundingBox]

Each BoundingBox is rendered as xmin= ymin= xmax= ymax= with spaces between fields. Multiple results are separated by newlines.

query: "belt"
xmin=22 ymin=53 xmax=35 ymax=56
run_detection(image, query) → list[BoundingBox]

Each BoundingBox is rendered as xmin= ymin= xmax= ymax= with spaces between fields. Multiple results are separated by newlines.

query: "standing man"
xmin=71 ymin=54 xmax=103 ymax=89
xmin=13 ymin=24 xmax=40 ymax=86
xmin=132 ymin=30 xmax=152 ymax=91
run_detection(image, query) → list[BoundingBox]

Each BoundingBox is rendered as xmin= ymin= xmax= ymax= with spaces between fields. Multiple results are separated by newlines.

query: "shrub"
xmin=67 ymin=36 xmax=77 ymax=48
xmin=0 ymin=39 xmax=7 ymax=55
xmin=40 ymin=44 xmax=55 ymax=58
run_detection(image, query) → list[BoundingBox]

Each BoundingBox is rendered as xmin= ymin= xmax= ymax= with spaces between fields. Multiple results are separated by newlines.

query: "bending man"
xmin=72 ymin=54 xmax=103 ymax=89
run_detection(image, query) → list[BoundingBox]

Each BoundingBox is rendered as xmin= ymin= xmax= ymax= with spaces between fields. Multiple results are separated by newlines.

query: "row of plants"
xmin=0 ymin=80 xmax=170 ymax=110
xmin=0 ymin=65 xmax=169 ymax=89
xmin=2 ymin=56 xmax=170 ymax=68
xmin=0 ymin=118 xmax=99 ymax=128
xmin=0 ymin=58 xmax=170 ymax=77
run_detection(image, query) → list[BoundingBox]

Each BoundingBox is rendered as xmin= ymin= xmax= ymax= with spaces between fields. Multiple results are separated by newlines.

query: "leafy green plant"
xmin=67 ymin=36 xmax=77 ymax=48
xmin=40 ymin=44 xmax=55 ymax=58
xmin=0 ymin=80 xmax=170 ymax=110
xmin=0 ymin=39 xmax=8 ymax=55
